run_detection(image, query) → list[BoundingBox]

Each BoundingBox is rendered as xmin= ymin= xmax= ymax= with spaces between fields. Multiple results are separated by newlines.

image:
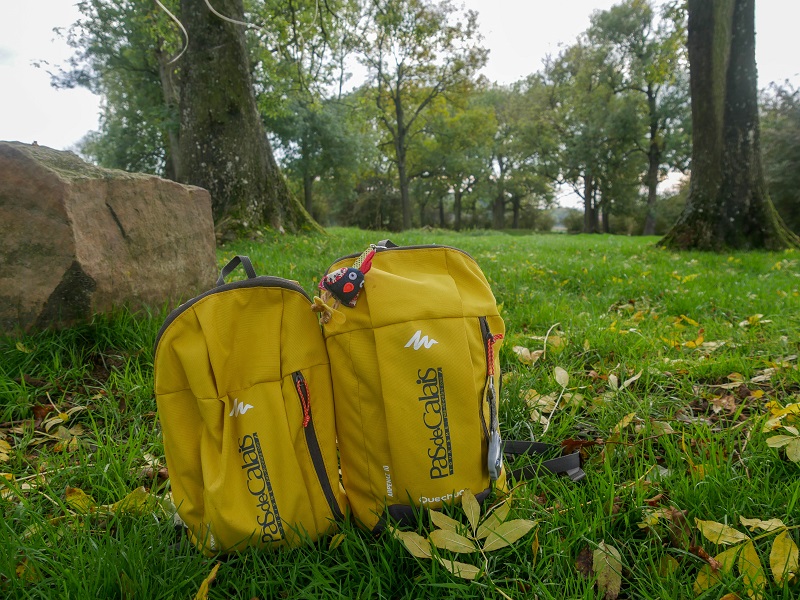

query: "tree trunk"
xmin=642 ymin=86 xmax=661 ymax=236
xmin=511 ymin=197 xmax=520 ymax=229
xmin=492 ymin=194 xmax=505 ymax=229
xmin=438 ymin=196 xmax=445 ymax=228
xmin=453 ymin=188 xmax=463 ymax=231
xmin=583 ymin=172 xmax=596 ymax=233
xmin=659 ymin=0 xmax=798 ymax=250
xmin=177 ymin=0 xmax=319 ymax=236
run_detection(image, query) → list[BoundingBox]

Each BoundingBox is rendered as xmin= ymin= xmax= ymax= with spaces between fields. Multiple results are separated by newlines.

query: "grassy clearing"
xmin=1 ymin=228 xmax=799 ymax=599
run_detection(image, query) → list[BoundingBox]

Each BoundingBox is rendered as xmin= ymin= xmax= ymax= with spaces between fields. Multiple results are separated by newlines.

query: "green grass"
xmin=2 ymin=228 xmax=799 ymax=598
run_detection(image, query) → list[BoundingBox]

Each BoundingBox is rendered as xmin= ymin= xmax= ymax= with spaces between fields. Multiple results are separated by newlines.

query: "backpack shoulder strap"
xmin=503 ymin=440 xmax=586 ymax=483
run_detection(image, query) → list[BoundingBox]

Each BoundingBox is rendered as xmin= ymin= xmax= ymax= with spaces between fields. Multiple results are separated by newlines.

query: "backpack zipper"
xmin=291 ymin=371 xmax=344 ymax=521
xmin=479 ymin=316 xmax=504 ymax=482
xmin=324 ymin=243 xmax=477 ymax=275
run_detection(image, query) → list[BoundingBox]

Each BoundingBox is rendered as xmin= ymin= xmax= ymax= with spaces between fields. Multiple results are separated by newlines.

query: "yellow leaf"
xmin=719 ymin=594 xmax=741 ymax=600
xmin=328 ymin=533 xmax=345 ymax=551
xmin=621 ymin=371 xmax=643 ymax=390
xmin=429 ymin=529 xmax=478 ymax=554
xmin=681 ymin=315 xmax=700 ymax=327
xmin=738 ymin=541 xmax=766 ymax=600
xmin=593 ymin=541 xmax=623 ymax=600
xmin=476 ymin=501 xmax=511 ymax=539
xmin=658 ymin=555 xmax=679 ymax=577
xmin=767 ymin=435 xmax=796 ymax=449
xmin=513 ymin=346 xmax=542 ymax=366
xmin=738 ymin=517 xmax=786 ymax=532
xmin=15 ymin=341 xmax=32 ymax=353
xmin=430 ymin=510 xmax=461 ymax=533
xmin=787 ymin=439 xmax=800 ymax=463
xmin=393 ymin=529 xmax=432 ymax=559
xmin=437 ymin=557 xmax=481 ymax=580
xmin=0 ymin=439 xmax=11 ymax=463
xmin=695 ymin=519 xmax=750 ymax=546
xmin=66 ymin=486 xmax=96 ymax=514
xmin=693 ymin=545 xmax=741 ymax=594
xmin=193 ymin=562 xmax=220 ymax=600
xmin=483 ymin=519 xmax=536 ymax=552
xmin=613 ymin=413 xmax=637 ymax=434
xmin=461 ymin=489 xmax=481 ymax=534
xmin=554 ymin=366 xmax=569 ymax=388
xmin=531 ymin=529 xmax=540 ymax=569
xmin=769 ymin=529 xmax=799 ymax=584
xmin=109 ymin=487 xmax=157 ymax=515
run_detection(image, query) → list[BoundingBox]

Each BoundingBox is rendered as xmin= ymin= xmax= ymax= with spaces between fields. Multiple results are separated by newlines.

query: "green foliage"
xmin=761 ymin=83 xmax=800 ymax=235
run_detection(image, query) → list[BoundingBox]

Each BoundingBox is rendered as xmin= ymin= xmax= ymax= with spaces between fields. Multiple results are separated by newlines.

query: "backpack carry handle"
xmin=503 ymin=440 xmax=586 ymax=483
xmin=216 ymin=255 xmax=258 ymax=286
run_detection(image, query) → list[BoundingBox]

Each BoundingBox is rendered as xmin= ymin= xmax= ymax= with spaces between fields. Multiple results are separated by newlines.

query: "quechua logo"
xmin=417 ymin=367 xmax=453 ymax=479
xmin=238 ymin=432 xmax=285 ymax=543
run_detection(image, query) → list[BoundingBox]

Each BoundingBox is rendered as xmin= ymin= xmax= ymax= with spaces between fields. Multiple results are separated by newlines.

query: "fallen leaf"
xmin=695 ymin=519 xmax=750 ymax=546
xmin=555 ymin=366 xmax=569 ymax=388
xmin=194 ymin=562 xmax=220 ymax=600
xmin=769 ymin=529 xmax=799 ymax=585
xmin=109 ymin=487 xmax=158 ymax=515
xmin=613 ymin=413 xmax=637 ymax=434
xmin=483 ymin=519 xmax=537 ymax=552
xmin=658 ymin=555 xmax=679 ymax=577
xmin=738 ymin=517 xmax=786 ymax=533
xmin=476 ymin=501 xmax=511 ymax=539
xmin=66 ymin=486 xmax=96 ymax=514
xmin=430 ymin=510 xmax=461 ymax=533
xmin=0 ymin=439 xmax=11 ymax=463
xmin=593 ymin=541 xmax=623 ymax=600
xmin=575 ymin=546 xmax=594 ymax=578
xmin=693 ymin=545 xmax=741 ymax=594
xmin=461 ymin=489 xmax=481 ymax=534
xmin=437 ymin=557 xmax=481 ymax=580
xmin=513 ymin=346 xmax=542 ymax=366
xmin=531 ymin=530 xmax=540 ymax=569
xmin=738 ymin=541 xmax=766 ymax=600
xmin=429 ymin=530 xmax=478 ymax=554
xmin=393 ymin=529 xmax=432 ymax=559
xmin=328 ymin=533 xmax=345 ymax=551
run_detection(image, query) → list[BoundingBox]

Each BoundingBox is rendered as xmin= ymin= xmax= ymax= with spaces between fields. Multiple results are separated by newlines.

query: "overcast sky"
xmin=1 ymin=1 xmax=799 ymax=151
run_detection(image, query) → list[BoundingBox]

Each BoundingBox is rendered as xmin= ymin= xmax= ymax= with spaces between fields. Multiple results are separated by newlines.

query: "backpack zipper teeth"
xmin=291 ymin=371 xmax=344 ymax=521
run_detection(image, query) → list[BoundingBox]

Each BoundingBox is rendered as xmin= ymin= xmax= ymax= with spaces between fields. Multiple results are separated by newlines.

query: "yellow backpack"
xmin=318 ymin=241 xmax=582 ymax=532
xmin=154 ymin=256 xmax=346 ymax=554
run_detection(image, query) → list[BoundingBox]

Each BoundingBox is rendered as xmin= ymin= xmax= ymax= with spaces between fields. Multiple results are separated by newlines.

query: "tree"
xmin=545 ymin=42 xmax=635 ymax=233
xmin=659 ymin=0 xmax=799 ymax=250
xmin=358 ymin=0 xmax=487 ymax=230
xmin=177 ymin=0 xmax=318 ymax=234
xmin=413 ymin=92 xmax=495 ymax=230
xmin=55 ymin=0 xmax=181 ymax=178
xmin=588 ymin=0 xmax=691 ymax=235
xmin=760 ymin=83 xmax=800 ymax=234
xmin=481 ymin=82 xmax=556 ymax=230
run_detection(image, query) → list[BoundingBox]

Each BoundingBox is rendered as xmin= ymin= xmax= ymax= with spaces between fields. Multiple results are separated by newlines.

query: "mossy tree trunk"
xmin=177 ymin=0 xmax=320 ymax=235
xmin=659 ymin=0 xmax=798 ymax=250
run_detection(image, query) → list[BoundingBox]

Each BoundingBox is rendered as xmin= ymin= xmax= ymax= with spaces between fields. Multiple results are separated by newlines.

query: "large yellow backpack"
xmin=319 ymin=241 xmax=583 ymax=532
xmin=154 ymin=256 xmax=346 ymax=554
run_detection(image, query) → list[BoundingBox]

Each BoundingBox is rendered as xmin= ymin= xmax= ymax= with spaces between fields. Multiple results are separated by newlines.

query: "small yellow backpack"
xmin=154 ymin=256 xmax=346 ymax=554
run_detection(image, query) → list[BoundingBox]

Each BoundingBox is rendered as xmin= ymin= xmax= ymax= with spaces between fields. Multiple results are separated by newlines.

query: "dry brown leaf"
xmin=531 ymin=529 xmax=540 ymax=569
xmin=575 ymin=546 xmax=594 ymax=578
